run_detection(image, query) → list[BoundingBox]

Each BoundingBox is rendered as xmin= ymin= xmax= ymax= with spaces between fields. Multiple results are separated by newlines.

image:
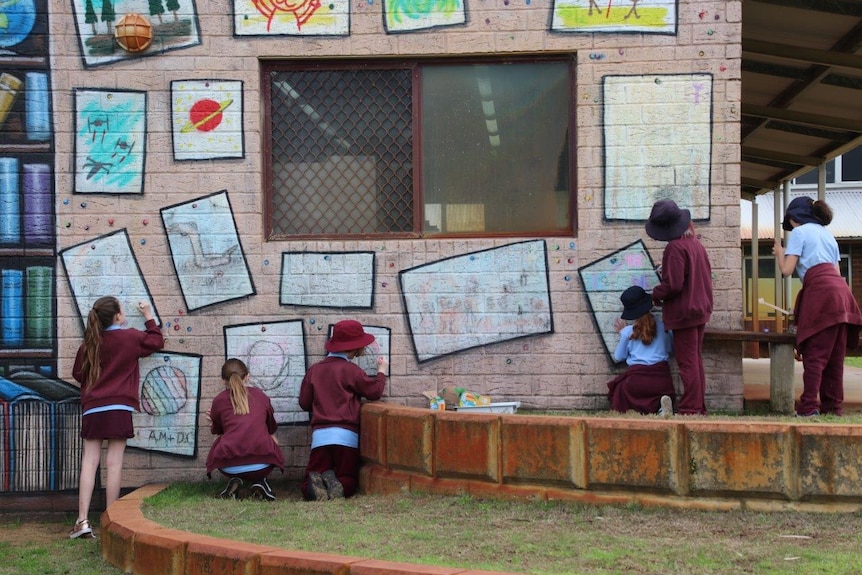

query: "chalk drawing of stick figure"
xmin=625 ymin=0 xmax=641 ymax=19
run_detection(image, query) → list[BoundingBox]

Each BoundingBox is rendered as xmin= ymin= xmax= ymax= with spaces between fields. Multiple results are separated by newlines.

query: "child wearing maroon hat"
xmin=299 ymin=320 xmax=388 ymax=500
xmin=646 ymin=199 xmax=713 ymax=415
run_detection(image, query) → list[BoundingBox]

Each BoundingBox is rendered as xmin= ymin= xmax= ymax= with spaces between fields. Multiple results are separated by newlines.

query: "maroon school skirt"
xmin=81 ymin=410 xmax=134 ymax=440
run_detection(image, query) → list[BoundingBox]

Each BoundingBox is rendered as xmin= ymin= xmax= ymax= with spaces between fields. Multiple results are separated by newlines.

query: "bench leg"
xmin=769 ymin=343 xmax=796 ymax=414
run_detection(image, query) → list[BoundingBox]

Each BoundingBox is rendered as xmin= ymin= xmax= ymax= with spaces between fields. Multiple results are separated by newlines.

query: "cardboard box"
xmin=456 ymin=401 xmax=521 ymax=414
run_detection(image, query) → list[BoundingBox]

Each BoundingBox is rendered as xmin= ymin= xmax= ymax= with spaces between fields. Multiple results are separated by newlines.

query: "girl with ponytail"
xmin=205 ymin=358 xmax=284 ymax=501
xmin=70 ymin=297 xmax=165 ymax=539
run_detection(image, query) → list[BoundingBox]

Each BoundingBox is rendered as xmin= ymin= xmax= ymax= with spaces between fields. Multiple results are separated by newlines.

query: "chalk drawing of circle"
xmin=180 ymin=98 xmax=232 ymax=133
xmin=0 ymin=0 xmax=36 ymax=49
xmin=246 ymin=340 xmax=290 ymax=392
xmin=140 ymin=365 xmax=189 ymax=416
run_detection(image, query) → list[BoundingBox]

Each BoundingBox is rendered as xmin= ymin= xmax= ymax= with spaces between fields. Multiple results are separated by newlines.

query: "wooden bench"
xmin=704 ymin=328 xmax=797 ymax=414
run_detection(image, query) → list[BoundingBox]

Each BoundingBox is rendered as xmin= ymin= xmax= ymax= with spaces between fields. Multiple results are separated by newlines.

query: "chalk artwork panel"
xmin=382 ymin=0 xmax=466 ymax=33
xmin=551 ymin=0 xmax=677 ymax=34
xmin=160 ymin=190 xmax=255 ymax=312
xmin=577 ymin=240 xmax=661 ymax=360
xmin=70 ymin=0 xmax=201 ymax=68
xmin=59 ymin=229 xmax=160 ymax=330
xmin=280 ymin=251 xmax=375 ymax=309
xmin=171 ymin=80 xmax=244 ymax=161
xmin=224 ymin=320 xmax=307 ymax=425
xmin=73 ymin=89 xmax=146 ymax=195
xmin=603 ymin=73 xmax=712 ymax=221
xmin=232 ymin=0 xmax=349 ymax=36
xmin=399 ymin=240 xmax=553 ymax=363
xmin=327 ymin=324 xmax=391 ymax=377
xmin=130 ymin=352 xmax=202 ymax=457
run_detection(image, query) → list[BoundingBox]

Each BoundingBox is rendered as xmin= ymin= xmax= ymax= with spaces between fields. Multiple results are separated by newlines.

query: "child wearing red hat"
xmin=298 ymin=320 xmax=388 ymax=500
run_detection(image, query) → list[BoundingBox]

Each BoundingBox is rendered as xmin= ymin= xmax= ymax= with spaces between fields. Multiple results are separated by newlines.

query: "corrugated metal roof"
xmin=740 ymin=188 xmax=862 ymax=240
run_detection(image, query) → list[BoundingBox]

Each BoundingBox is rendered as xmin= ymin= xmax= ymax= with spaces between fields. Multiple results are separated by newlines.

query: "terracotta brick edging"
xmin=359 ymin=403 xmax=862 ymax=513
xmin=101 ymin=484 xmax=525 ymax=575
xmin=104 ymin=405 xmax=862 ymax=574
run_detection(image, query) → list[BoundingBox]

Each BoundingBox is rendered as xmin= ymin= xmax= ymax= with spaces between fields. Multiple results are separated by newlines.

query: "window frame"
xmin=261 ymin=56 xmax=577 ymax=241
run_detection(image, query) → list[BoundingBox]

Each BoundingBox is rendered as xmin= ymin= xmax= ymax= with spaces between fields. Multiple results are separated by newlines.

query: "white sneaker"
xmin=659 ymin=395 xmax=673 ymax=418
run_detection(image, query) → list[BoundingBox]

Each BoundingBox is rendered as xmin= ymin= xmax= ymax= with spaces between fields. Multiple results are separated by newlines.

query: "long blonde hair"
xmin=80 ymin=296 xmax=121 ymax=390
xmin=222 ymin=358 xmax=250 ymax=415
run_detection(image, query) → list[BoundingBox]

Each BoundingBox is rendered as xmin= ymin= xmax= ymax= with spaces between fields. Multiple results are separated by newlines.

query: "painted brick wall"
xmin=43 ymin=0 xmax=743 ymax=486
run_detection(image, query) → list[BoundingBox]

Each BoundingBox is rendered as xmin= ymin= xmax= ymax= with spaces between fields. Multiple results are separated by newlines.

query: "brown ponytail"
xmin=631 ymin=312 xmax=657 ymax=346
xmin=222 ymin=358 xmax=250 ymax=416
xmin=811 ymin=199 xmax=833 ymax=226
xmin=79 ymin=296 xmax=121 ymax=390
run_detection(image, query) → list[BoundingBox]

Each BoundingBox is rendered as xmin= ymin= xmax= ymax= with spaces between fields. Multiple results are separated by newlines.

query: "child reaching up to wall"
xmin=205 ymin=358 xmax=285 ymax=500
xmin=299 ymin=320 xmax=388 ymax=501
xmin=70 ymin=297 xmax=165 ymax=539
xmin=607 ymin=286 xmax=676 ymax=416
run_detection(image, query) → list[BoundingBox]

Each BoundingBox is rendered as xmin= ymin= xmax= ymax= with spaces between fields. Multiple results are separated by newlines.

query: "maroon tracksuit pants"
xmin=797 ymin=323 xmax=848 ymax=416
xmin=673 ymin=324 xmax=707 ymax=415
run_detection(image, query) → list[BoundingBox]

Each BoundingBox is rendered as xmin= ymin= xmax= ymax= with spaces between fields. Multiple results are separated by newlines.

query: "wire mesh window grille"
xmin=264 ymin=59 xmax=574 ymax=239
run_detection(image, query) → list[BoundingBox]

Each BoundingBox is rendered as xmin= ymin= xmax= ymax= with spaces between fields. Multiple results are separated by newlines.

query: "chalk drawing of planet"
xmin=141 ymin=365 xmax=189 ymax=416
xmin=180 ymin=98 xmax=233 ymax=133
xmin=0 ymin=0 xmax=36 ymax=49
xmin=246 ymin=340 xmax=291 ymax=392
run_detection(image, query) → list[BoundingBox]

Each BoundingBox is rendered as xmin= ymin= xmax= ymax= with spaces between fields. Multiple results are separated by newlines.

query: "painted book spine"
xmin=22 ymin=163 xmax=52 ymax=246
xmin=0 ymin=157 xmax=20 ymax=244
xmin=2 ymin=268 xmax=24 ymax=347
xmin=24 ymin=72 xmax=50 ymax=142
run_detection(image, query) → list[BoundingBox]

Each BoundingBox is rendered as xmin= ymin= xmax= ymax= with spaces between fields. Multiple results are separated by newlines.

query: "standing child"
xmin=299 ymin=320 xmax=388 ymax=501
xmin=646 ymin=199 xmax=713 ymax=415
xmin=773 ymin=196 xmax=862 ymax=416
xmin=607 ymin=285 xmax=676 ymax=416
xmin=70 ymin=297 xmax=164 ymax=539
xmin=205 ymin=358 xmax=285 ymax=500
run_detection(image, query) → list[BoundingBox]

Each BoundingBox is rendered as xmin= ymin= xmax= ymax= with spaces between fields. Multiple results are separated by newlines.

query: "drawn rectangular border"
xmin=399 ymin=240 xmax=553 ymax=364
xmin=279 ymin=251 xmax=375 ymax=309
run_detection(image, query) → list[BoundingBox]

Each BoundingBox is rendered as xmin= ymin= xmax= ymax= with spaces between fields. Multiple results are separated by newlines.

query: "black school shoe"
xmin=322 ymin=470 xmax=345 ymax=499
xmin=219 ymin=477 xmax=243 ymax=499
xmin=250 ymin=477 xmax=276 ymax=502
xmin=307 ymin=471 xmax=329 ymax=501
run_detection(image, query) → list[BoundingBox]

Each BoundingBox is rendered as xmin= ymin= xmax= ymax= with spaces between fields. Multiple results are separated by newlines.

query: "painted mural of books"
xmin=0 ymin=264 xmax=53 ymax=349
xmin=0 ymin=372 xmax=81 ymax=491
xmin=0 ymin=158 xmax=54 ymax=247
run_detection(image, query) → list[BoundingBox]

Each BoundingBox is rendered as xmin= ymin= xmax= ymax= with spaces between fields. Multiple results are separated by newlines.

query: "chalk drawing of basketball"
xmin=140 ymin=365 xmax=189 ymax=416
xmin=246 ymin=339 xmax=290 ymax=392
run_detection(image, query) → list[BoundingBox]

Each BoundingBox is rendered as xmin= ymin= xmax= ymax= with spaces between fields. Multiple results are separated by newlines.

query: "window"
xmin=263 ymin=58 xmax=575 ymax=239
xmin=840 ymin=145 xmax=862 ymax=182
xmin=794 ymin=159 xmax=835 ymax=185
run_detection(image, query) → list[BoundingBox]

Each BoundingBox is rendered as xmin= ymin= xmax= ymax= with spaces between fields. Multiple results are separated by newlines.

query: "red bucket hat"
xmin=326 ymin=320 xmax=375 ymax=352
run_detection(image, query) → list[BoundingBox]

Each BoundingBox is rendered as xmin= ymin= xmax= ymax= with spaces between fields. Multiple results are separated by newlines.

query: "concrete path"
xmin=743 ymin=358 xmax=862 ymax=411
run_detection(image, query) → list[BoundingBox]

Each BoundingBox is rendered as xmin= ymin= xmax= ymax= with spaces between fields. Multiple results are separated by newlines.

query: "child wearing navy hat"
xmin=299 ymin=320 xmax=388 ymax=500
xmin=646 ymin=199 xmax=713 ymax=415
xmin=607 ymin=286 xmax=676 ymax=416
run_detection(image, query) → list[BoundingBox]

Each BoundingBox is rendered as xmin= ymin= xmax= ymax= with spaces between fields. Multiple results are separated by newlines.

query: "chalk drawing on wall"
xmin=160 ymin=190 xmax=255 ymax=312
xmin=327 ymin=323 xmax=391 ymax=377
xmin=223 ymin=320 xmax=308 ymax=425
xmin=59 ymin=229 xmax=160 ymax=331
xmin=603 ymin=73 xmax=712 ymax=221
xmin=129 ymin=352 xmax=202 ymax=457
xmin=399 ymin=240 xmax=553 ymax=363
xmin=171 ymin=79 xmax=244 ymax=161
xmin=280 ymin=251 xmax=375 ymax=309
xmin=551 ymin=0 xmax=677 ymax=34
xmin=73 ymin=88 xmax=146 ymax=195
xmin=382 ymin=0 xmax=466 ymax=33
xmin=232 ymin=0 xmax=349 ymax=36
xmin=70 ymin=0 xmax=201 ymax=68
xmin=577 ymin=240 xmax=661 ymax=361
